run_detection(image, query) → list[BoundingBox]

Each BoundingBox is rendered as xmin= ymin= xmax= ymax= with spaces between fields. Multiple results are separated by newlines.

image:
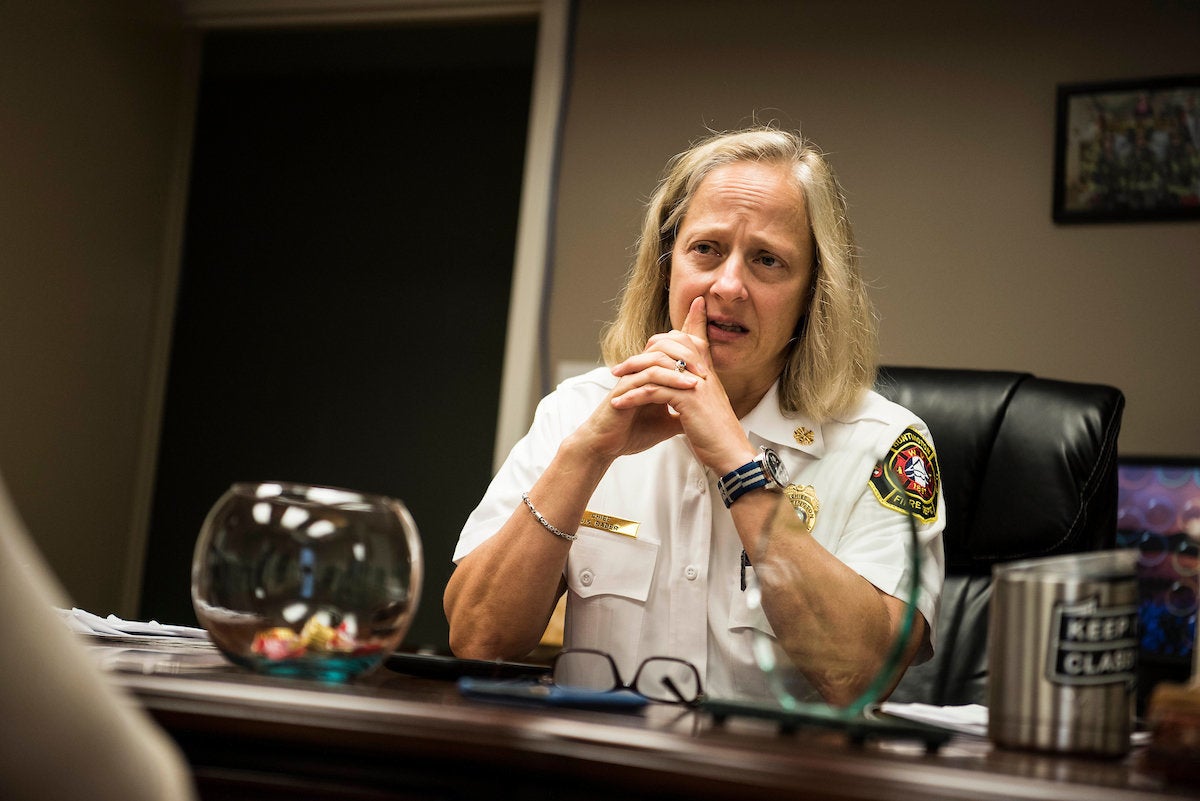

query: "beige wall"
xmin=2 ymin=0 xmax=1197 ymax=617
xmin=0 ymin=1 xmax=189 ymax=614
xmin=551 ymin=0 xmax=1200 ymax=456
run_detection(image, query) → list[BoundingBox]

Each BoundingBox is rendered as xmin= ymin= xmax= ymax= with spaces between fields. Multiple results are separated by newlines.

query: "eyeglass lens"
xmin=553 ymin=649 xmax=619 ymax=692
xmin=634 ymin=657 xmax=701 ymax=703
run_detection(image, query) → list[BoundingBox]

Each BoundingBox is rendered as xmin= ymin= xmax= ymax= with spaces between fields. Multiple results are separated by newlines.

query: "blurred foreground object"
xmin=0 ymin=474 xmax=197 ymax=800
xmin=1143 ymin=633 xmax=1200 ymax=782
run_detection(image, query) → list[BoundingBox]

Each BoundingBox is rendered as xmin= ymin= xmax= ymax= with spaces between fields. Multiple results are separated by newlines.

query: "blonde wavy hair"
xmin=600 ymin=127 xmax=878 ymax=422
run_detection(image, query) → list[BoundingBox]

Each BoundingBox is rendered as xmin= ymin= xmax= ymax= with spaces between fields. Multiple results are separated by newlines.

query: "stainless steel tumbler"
xmin=988 ymin=550 xmax=1139 ymax=756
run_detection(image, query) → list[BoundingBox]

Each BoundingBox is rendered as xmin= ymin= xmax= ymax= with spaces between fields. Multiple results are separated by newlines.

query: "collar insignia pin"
xmin=793 ymin=426 xmax=815 ymax=446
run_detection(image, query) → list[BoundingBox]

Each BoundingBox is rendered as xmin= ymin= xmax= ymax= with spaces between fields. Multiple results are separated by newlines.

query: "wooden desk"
xmin=96 ymin=641 xmax=1196 ymax=801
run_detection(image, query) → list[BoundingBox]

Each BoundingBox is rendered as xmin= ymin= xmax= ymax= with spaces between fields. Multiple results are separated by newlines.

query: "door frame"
xmin=122 ymin=0 xmax=571 ymax=612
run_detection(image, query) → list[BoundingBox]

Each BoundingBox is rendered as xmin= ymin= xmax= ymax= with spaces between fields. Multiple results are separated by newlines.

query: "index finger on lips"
xmin=679 ymin=297 xmax=710 ymax=376
xmin=682 ymin=296 xmax=708 ymax=341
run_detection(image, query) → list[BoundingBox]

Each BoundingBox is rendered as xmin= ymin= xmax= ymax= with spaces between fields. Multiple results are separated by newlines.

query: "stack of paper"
xmin=58 ymin=608 xmax=208 ymax=639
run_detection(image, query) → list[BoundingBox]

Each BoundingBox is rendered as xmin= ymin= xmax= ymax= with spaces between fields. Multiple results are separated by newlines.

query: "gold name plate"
xmin=579 ymin=510 xmax=640 ymax=538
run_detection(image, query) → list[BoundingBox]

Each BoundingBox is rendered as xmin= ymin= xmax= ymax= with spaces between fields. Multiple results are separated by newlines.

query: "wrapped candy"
xmin=300 ymin=617 xmax=338 ymax=651
xmin=252 ymin=615 xmax=384 ymax=661
xmin=251 ymin=627 xmax=306 ymax=660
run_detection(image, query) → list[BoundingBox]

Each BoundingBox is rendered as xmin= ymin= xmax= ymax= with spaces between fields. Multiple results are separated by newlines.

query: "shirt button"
xmin=696 ymin=478 xmax=707 ymax=493
xmin=580 ymin=569 xmax=594 ymax=587
xmin=684 ymin=565 xmax=699 ymax=581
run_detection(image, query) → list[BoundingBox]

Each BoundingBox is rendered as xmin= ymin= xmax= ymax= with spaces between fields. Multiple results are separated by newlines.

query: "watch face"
xmin=761 ymin=448 xmax=790 ymax=487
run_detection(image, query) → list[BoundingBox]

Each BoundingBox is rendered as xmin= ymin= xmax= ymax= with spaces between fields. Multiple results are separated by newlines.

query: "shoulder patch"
xmin=868 ymin=427 xmax=940 ymax=523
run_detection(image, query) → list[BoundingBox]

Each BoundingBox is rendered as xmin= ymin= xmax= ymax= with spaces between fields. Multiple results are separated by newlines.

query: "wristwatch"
xmin=717 ymin=447 xmax=790 ymax=508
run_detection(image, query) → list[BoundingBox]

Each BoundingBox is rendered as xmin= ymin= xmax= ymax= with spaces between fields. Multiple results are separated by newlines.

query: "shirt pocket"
xmin=563 ymin=531 xmax=659 ymax=650
xmin=565 ymin=530 xmax=658 ymax=600
xmin=726 ymin=566 xmax=778 ymax=639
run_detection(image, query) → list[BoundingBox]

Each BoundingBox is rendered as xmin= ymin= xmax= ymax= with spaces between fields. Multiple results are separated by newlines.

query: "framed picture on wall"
xmin=1053 ymin=75 xmax=1200 ymax=223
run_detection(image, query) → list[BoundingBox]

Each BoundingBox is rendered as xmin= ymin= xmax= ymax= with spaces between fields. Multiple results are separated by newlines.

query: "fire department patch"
xmin=868 ymin=427 xmax=940 ymax=523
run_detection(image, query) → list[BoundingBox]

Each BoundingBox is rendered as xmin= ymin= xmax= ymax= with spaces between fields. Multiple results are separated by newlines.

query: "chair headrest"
xmin=875 ymin=367 xmax=1125 ymax=575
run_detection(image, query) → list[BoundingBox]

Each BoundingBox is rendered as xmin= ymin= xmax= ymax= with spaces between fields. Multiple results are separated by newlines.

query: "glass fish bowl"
xmin=191 ymin=481 xmax=423 ymax=681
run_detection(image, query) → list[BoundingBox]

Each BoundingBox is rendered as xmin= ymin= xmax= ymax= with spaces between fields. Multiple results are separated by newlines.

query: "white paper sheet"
xmin=58 ymin=608 xmax=209 ymax=639
xmin=880 ymin=702 xmax=1152 ymax=746
xmin=879 ymin=702 xmax=989 ymax=736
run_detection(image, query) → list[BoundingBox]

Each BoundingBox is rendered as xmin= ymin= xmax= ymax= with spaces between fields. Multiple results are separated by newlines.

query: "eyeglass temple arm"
xmin=659 ymin=675 xmax=688 ymax=704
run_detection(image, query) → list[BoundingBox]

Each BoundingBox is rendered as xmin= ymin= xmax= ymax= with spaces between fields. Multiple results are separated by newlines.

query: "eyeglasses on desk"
xmin=550 ymin=648 xmax=703 ymax=705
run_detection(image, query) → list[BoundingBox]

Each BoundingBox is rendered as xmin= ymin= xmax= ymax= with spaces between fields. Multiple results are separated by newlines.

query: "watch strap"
xmin=717 ymin=461 xmax=770 ymax=508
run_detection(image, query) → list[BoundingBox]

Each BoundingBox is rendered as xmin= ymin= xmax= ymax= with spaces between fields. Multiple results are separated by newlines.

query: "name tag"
xmin=579 ymin=510 xmax=640 ymax=538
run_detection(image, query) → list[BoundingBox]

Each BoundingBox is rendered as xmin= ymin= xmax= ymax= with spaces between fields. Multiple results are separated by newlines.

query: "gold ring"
xmin=675 ymin=359 xmax=687 ymax=373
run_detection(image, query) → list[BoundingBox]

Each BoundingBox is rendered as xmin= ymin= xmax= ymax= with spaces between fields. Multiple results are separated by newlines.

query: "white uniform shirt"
xmin=454 ymin=367 xmax=946 ymax=702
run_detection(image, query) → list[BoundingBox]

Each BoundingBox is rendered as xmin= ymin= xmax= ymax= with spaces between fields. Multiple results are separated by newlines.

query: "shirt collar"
xmin=740 ymin=380 xmax=826 ymax=458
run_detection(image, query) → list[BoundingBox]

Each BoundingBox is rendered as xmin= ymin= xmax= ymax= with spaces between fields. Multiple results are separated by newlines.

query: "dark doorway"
xmin=140 ymin=21 xmax=536 ymax=651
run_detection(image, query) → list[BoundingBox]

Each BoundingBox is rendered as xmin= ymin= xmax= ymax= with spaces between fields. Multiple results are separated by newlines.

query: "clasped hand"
xmin=577 ymin=297 xmax=752 ymax=474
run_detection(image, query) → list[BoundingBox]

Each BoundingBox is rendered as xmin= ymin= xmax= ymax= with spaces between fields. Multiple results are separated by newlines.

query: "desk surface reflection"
xmin=92 ymin=638 xmax=1195 ymax=801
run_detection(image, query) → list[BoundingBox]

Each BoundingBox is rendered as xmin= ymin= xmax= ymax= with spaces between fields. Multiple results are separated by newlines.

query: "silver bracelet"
xmin=521 ymin=492 xmax=578 ymax=541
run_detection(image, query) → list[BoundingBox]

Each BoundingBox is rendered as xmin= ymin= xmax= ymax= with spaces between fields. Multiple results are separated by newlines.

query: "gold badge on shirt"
xmin=785 ymin=484 xmax=819 ymax=532
xmin=579 ymin=510 xmax=640 ymax=538
xmin=793 ymin=426 xmax=815 ymax=446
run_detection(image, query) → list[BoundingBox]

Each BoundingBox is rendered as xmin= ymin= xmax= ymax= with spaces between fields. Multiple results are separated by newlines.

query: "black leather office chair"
xmin=875 ymin=366 xmax=1125 ymax=705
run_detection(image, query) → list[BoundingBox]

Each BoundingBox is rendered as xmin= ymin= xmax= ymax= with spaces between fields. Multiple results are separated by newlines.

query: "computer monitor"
xmin=1115 ymin=456 xmax=1198 ymax=710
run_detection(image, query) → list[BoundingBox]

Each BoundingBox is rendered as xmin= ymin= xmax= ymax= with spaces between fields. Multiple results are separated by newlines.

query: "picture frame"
xmin=1052 ymin=75 xmax=1200 ymax=223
